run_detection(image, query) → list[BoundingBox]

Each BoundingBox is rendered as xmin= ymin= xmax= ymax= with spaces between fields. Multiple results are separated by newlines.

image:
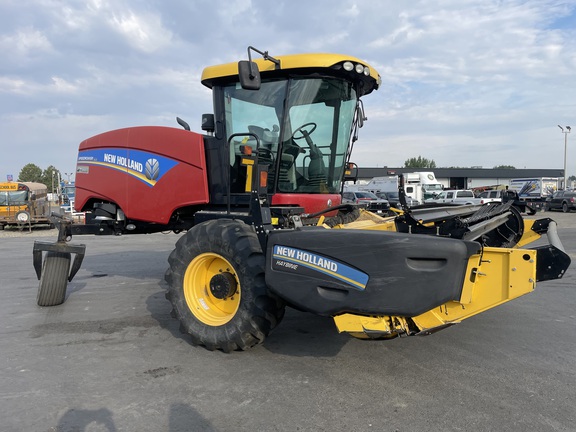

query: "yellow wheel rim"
xmin=183 ymin=252 xmax=240 ymax=326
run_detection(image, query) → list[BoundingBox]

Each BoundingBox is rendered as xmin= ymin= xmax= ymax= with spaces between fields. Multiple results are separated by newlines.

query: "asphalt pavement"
xmin=1 ymin=211 xmax=575 ymax=432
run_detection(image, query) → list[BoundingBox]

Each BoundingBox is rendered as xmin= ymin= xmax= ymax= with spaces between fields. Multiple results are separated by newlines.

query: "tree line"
xmin=403 ymin=155 xmax=516 ymax=170
xmin=14 ymin=163 xmax=64 ymax=192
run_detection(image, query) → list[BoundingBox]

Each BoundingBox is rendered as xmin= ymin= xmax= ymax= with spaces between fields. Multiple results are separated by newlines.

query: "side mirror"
xmin=356 ymin=100 xmax=366 ymax=128
xmin=343 ymin=162 xmax=359 ymax=183
xmin=238 ymin=61 xmax=261 ymax=90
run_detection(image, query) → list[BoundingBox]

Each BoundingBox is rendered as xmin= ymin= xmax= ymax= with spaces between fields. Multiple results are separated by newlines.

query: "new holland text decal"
xmin=272 ymin=245 xmax=368 ymax=291
xmin=77 ymin=148 xmax=179 ymax=187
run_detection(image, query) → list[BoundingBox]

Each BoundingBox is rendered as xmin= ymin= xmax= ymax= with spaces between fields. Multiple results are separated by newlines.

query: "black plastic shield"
xmin=265 ymin=227 xmax=480 ymax=317
xmin=533 ymin=245 xmax=571 ymax=282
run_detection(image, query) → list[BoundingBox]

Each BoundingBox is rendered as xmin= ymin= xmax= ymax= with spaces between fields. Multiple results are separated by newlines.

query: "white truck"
xmin=350 ymin=171 xmax=443 ymax=205
xmin=424 ymin=189 xmax=482 ymax=205
xmin=508 ymin=177 xmax=559 ymax=200
xmin=507 ymin=177 xmax=559 ymax=212
xmin=475 ymin=189 xmax=541 ymax=214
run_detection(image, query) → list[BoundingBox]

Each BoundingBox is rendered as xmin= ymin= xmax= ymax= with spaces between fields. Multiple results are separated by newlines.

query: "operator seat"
xmin=305 ymin=144 xmax=328 ymax=192
xmin=277 ymin=153 xmax=296 ymax=191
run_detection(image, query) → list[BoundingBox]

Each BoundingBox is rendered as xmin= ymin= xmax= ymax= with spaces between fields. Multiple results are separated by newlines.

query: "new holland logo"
xmin=272 ymin=245 xmax=368 ymax=291
xmin=77 ymin=148 xmax=179 ymax=187
xmin=145 ymin=158 xmax=160 ymax=181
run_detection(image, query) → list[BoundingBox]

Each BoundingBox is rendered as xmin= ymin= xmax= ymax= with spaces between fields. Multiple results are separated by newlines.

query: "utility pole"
xmin=558 ymin=125 xmax=571 ymax=189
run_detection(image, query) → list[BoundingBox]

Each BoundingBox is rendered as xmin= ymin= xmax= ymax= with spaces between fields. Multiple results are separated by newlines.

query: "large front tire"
xmin=37 ymin=251 xmax=71 ymax=306
xmin=165 ymin=219 xmax=285 ymax=352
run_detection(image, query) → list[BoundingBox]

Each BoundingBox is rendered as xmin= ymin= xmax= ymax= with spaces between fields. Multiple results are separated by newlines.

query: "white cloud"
xmin=1 ymin=0 xmax=576 ymax=179
xmin=110 ymin=10 xmax=173 ymax=53
xmin=0 ymin=27 xmax=53 ymax=66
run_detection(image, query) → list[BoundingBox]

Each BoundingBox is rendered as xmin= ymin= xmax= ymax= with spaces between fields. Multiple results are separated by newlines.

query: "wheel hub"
xmin=209 ymin=272 xmax=237 ymax=299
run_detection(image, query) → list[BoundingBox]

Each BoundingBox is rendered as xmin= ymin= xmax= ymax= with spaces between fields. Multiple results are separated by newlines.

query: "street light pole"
xmin=558 ymin=125 xmax=571 ymax=189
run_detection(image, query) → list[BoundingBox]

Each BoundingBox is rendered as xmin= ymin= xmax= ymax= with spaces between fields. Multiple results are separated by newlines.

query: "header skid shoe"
xmin=32 ymin=213 xmax=86 ymax=306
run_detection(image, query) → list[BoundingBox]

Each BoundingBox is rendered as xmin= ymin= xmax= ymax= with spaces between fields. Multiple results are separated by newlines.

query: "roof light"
xmin=343 ymin=61 xmax=354 ymax=71
xmin=363 ymin=67 xmax=370 ymax=76
xmin=355 ymin=64 xmax=364 ymax=74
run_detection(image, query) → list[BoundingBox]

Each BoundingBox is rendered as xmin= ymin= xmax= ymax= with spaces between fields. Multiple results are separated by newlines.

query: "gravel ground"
xmin=0 ymin=224 xmax=57 ymax=238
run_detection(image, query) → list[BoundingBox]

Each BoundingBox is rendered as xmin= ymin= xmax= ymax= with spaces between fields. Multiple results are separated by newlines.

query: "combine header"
xmin=33 ymin=47 xmax=570 ymax=351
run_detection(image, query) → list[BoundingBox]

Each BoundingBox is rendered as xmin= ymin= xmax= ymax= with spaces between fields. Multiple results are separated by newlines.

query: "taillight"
xmin=571 ymin=197 xmax=574 ymax=203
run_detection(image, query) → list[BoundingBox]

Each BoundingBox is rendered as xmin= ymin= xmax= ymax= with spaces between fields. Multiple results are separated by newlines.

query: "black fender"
xmin=265 ymin=227 xmax=480 ymax=317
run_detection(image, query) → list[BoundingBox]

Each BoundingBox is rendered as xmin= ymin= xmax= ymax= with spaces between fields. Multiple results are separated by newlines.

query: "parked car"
xmin=375 ymin=191 xmax=419 ymax=208
xmin=342 ymin=191 xmax=390 ymax=214
xmin=424 ymin=189 xmax=482 ymax=205
xmin=477 ymin=189 xmax=504 ymax=204
xmin=545 ymin=190 xmax=576 ymax=212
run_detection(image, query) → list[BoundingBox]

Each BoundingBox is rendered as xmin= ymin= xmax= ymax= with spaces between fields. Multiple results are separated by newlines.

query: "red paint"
xmin=75 ymin=127 xmax=209 ymax=224
xmin=271 ymin=193 xmax=341 ymax=215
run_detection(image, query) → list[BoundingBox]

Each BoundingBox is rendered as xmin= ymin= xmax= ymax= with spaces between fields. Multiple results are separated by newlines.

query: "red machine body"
xmin=75 ymin=126 xmax=209 ymax=225
xmin=270 ymin=193 xmax=341 ymax=215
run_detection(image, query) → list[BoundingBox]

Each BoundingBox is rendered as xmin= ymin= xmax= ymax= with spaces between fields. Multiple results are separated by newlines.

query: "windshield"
xmin=423 ymin=184 xmax=443 ymax=191
xmin=223 ymin=77 xmax=358 ymax=194
xmin=64 ymin=186 xmax=75 ymax=198
xmin=356 ymin=192 xmax=378 ymax=199
xmin=0 ymin=190 xmax=28 ymax=205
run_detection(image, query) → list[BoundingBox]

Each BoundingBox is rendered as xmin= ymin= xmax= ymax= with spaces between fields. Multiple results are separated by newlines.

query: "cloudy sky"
xmin=2 ymin=0 xmax=576 ymax=182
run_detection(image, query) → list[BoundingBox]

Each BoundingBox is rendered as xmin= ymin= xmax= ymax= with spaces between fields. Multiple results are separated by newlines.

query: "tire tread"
xmin=37 ymin=251 xmax=71 ymax=306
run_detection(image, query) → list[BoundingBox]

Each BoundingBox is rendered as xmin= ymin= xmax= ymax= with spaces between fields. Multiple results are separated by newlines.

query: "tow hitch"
xmin=32 ymin=214 xmax=86 ymax=306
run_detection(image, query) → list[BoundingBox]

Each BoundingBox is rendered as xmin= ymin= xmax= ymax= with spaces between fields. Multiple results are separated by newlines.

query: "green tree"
xmin=41 ymin=166 xmax=62 ymax=192
xmin=404 ymin=156 xmax=436 ymax=168
xmin=493 ymin=165 xmax=516 ymax=169
xmin=18 ymin=163 xmax=43 ymax=183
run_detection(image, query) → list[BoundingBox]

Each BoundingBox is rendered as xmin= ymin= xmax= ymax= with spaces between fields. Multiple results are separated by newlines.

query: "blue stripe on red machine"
xmin=272 ymin=245 xmax=369 ymax=291
xmin=77 ymin=148 xmax=179 ymax=187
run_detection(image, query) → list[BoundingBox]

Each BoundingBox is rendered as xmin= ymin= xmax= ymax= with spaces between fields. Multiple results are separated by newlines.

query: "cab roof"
xmin=201 ymin=53 xmax=381 ymax=97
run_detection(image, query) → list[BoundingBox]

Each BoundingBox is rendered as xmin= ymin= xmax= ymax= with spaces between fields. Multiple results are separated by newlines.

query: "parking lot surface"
xmin=1 ymin=211 xmax=575 ymax=432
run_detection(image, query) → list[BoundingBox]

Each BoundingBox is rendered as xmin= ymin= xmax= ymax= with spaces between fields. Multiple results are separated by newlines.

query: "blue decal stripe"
xmin=79 ymin=161 xmax=157 ymax=186
xmin=273 ymin=253 xmax=367 ymax=290
xmin=77 ymin=148 xmax=179 ymax=188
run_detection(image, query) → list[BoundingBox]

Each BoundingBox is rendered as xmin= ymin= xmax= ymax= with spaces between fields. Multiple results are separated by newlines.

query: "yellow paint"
xmin=241 ymin=158 xmax=255 ymax=193
xmin=201 ymin=53 xmax=381 ymax=91
xmin=516 ymin=218 xmax=543 ymax=248
xmin=331 ymin=209 xmax=541 ymax=338
xmin=183 ymin=252 xmax=240 ymax=326
xmin=0 ymin=183 xmax=18 ymax=191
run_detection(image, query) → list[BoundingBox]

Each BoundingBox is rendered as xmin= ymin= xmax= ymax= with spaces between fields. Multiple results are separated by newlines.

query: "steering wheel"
xmin=285 ymin=122 xmax=317 ymax=159
xmin=291 ymin=122 xmax=317 ymax=141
